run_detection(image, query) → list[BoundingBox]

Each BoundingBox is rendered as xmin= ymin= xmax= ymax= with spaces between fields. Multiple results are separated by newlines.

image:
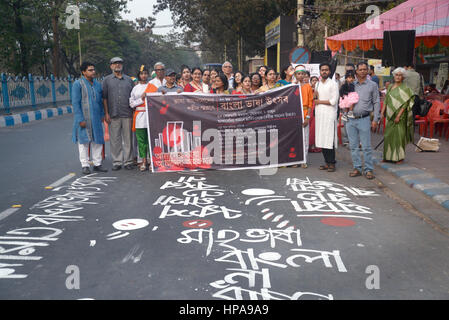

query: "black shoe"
xmin=93 ymin=165 xmax=108 ymax=173
xmin=112 ymin=165 xmax=122 ymax=171
xmin=124 ymin=164 xmax=134 ymax=170
xmin=82 ymin=167 xmax=91 ymax=175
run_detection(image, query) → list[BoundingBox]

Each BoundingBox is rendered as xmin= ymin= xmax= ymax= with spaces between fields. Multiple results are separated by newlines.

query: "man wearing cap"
xmin=103 ymin=57 xmax=135 ymax=171
xmin=150 ymin=62 xmax=167 ymax=88
xmin=158 ymin=69 xmax=183 ymax=93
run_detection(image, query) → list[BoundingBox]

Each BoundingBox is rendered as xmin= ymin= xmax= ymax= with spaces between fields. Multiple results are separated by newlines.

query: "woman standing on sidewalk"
xmin=380 ymin=67 xmax=414 ymax=164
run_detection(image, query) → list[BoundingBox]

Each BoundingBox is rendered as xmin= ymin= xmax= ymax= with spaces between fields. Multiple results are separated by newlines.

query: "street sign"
xmin=289 ymin=47 xmax=311 ymax=64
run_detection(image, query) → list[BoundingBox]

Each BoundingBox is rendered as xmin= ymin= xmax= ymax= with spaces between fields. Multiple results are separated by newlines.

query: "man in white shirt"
xmin=149 ymin=62 xmax=167 ymax=88
xmin=314 ymin=63 xmax=340 ymax=172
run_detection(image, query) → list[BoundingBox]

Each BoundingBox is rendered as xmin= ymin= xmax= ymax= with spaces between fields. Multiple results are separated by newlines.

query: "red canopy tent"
xmin=326 ymin=0 xmax=449 ymax=52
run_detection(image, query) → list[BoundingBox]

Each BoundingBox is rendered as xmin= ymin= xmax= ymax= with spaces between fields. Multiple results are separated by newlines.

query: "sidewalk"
xmin=338 ymin=128 xmax=449 ymax=211
xmin=0 ymin=105 xmax=72 ymax=127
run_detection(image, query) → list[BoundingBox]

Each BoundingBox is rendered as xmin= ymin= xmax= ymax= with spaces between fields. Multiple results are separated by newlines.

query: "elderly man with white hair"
xmin=346 ymin=62 xmax=380 ymax=180
xmin=222 ymin=61 xmax=234 ymax=89
xmin=380 ymin=67 xmax=415 ymax=164
xmin=150 ymin=62 xmax=167 ymax=88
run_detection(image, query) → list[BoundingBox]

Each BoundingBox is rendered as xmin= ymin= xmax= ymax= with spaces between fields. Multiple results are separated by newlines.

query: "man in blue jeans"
xmin=346 ymin=62 xmax=380 ymax=180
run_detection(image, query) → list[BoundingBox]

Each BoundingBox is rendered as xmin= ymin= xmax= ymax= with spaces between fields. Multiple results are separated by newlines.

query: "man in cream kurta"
xmin=314 ymin=63 xmax=339 ymax=171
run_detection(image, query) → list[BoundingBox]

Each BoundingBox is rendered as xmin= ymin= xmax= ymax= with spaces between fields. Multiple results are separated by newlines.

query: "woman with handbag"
xmin=380 ymin=67 xmax=415 ymax=164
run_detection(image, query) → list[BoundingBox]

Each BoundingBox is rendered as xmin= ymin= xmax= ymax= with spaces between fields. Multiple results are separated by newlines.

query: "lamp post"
xmin=297 ymin=0 xmax=304 ymax=46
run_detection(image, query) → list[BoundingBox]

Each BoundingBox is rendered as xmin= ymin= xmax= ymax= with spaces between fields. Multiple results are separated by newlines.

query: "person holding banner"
xmin=294 ymin=66 xmax=314 ymax=168
xmin=278 ymin=65 xmax=294 ymax=85
xmin=257 ymin=68 xmax=282 ymax=93
xmin=158 ymin=69 xmax=183 ymax=93
xmin=179 ymin=65 xmax=192 ymax=89
xmin=314 ymin=63 xmax=339 ymax=172
xmin=129 ymin=65 xmax=158 ymax=172
xmin=210 ymin=73 xmax=232 ymax=94
xmin=184 ymin=67 xmax=205 ymax=93
xmin=234 ymin=75 xmax=254 ymax=94
xmin=251 ymin=73 xmax=263 ymax=92
xmin=257 ymin=65 xmax=268 ymax=86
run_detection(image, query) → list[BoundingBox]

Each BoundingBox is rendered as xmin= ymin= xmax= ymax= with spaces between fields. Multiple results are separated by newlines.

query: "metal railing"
xmin=0 ymin=74 xmax=82 ymax=114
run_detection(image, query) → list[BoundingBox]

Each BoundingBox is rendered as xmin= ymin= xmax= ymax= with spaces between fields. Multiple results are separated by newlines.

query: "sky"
xmin=121 ymin=0 xmax=176 ymax=35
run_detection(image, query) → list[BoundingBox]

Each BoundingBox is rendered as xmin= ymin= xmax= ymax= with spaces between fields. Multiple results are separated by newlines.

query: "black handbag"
xmin=412 ymin=95 xmax=432 ymax=117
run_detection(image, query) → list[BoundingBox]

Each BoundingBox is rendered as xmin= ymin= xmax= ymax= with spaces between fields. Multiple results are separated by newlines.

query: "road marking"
xmin=276 ymin=220 xmax=290 ymax=228
xmin=262 ymin=212 xmax=274 ymax=220
xmin=45 ymin=173 xmax=76 ymax=189
xmin=296 ymin=214 xmax=373 ymax=220
xmin=0 ymin=207 xmax=21 ymax=222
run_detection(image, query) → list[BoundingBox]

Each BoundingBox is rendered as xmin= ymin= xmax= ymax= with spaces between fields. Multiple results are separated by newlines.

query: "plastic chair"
xmin=428 ymin=100 xmax=449 ymax=138
xmin=426 ymin=94 xmax=444 ymax=102
xmin=415 ymin=115 xmax=428 ymax=137
xmin=444 ymin=100 xmax=449 ymax=140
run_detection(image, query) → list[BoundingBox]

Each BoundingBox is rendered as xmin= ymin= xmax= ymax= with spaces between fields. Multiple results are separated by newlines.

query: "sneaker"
xmin=341 ymin=114 xmax=348 ymax=121
xmin=125 ymin=164 xmax=135 ymax=170
xmin=347 ymin=110 xmax=355 ymax=118
xmin=82 ymin=167 xmax=91 ymax=175
xmin=112 ymin=165 xmax=122 ymax=171
xmin=93 ymin=165 xmax=108 ymax=173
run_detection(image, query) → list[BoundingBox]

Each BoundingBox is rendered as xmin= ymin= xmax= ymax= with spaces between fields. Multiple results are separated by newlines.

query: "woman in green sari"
xmin=380 ymin=67 xmax=415 ymax=164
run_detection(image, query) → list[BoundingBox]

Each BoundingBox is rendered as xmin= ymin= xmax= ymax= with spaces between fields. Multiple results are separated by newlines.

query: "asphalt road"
xmin=0 ymin=114 xmax=448 ymax=300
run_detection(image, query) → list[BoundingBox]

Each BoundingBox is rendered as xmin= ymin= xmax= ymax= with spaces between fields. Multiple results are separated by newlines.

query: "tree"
xmin=153 ymin=0 xmax=295 ymax=67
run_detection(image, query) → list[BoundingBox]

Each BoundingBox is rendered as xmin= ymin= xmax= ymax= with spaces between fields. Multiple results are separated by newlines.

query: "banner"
xmin=146 ymin=85 xmax=304 ymax=173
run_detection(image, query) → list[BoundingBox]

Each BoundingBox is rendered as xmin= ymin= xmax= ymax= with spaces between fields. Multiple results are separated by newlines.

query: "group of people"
xmin=71 ymin=56 xmax=419 ymax=179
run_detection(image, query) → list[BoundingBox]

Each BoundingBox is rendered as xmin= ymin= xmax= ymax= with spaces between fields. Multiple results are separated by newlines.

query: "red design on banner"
xmin=162 ymin=123 xmax=184 ymax=147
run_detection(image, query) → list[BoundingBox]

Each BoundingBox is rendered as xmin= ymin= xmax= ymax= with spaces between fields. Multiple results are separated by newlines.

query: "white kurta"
xmin=315 ymin=78 xmax=339 ymax=149
xmin=149 ymin=77 xmax=166 ymax=88
xmin=129 ymin=83 xmax=148 ymax=129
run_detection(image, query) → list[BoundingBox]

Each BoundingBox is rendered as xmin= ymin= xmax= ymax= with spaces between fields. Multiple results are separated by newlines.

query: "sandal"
xmin=365 ymin=171 xmax=375 ymax=180
xmin=139 ymin=163 xmax=147 ymax=172
xmin=327 ymin=164 xmax=336 ymax=172
xmin=301 ymin=163 xmax=308 ymax=168
xmin=349 ymin=169 xmax=362 ymax=177
xmin=319 ymin=164 xmax=329 ymax=170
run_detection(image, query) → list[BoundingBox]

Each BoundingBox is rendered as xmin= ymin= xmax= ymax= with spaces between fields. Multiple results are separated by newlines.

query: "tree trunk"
xmin=52 ymin=9 xmax=61 ymax=77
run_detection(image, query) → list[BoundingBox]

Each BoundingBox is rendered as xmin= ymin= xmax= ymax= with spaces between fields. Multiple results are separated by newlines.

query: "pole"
xmin=324 ymin=26 xmax=328 ymax=50
xmin=237 ymin=34 xmax=241 ymax=71
xmin=297 ymin=0 xmax=304 ymax=46
xmin=77 ymin=1 xmax=82 ymax=67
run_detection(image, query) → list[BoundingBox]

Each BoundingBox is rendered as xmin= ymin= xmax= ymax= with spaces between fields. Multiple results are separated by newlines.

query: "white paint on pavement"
xmin=0 ymin=207 xmax=21 ymax=222
xmin=46 ymin=173 xmax=76 ymax=189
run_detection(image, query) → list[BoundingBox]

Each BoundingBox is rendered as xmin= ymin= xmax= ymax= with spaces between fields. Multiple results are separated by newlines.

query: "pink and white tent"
xmin=326 ymin=0 xmax=449 ymax=52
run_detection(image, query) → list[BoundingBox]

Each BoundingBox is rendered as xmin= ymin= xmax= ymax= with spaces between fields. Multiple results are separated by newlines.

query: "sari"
xmin=383 ymin=83 xmax=414 ymax=162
